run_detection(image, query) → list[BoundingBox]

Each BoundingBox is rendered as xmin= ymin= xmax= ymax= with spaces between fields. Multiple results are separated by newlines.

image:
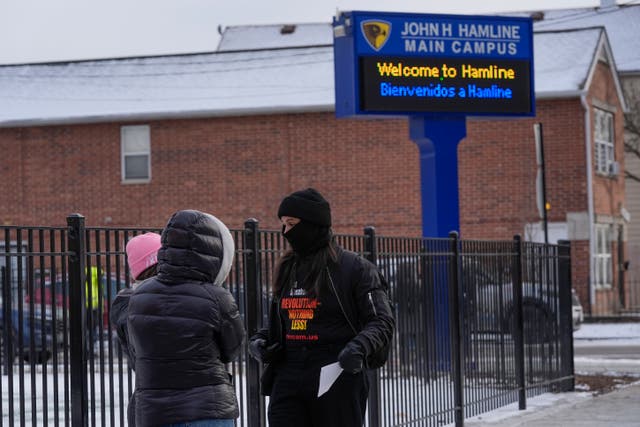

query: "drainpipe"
xmin=581 ymin=94 xmax=596 ymax=311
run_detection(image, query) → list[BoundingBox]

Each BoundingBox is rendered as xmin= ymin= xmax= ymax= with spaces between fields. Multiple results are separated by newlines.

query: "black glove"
xmin=249 ymin=338 xmax=283 ymax=363
xmin=338 ymin=341 xmax=365 ymax=374
xmin=248 ymin=338 xmax=267 ymax=363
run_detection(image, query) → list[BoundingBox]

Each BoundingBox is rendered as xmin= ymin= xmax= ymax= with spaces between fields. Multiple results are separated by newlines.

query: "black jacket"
xmin=110 ymin=287 xmax=137 ymax=426
xmin=128 ymin=210 xmax=245 ymax=426
xmin=251 ymin=246 xmax=395 ymax=394
xmin=330 ymin=248 xmax=395 ymax=359
xmin=111 ymin=287 xmax=135 ymax=366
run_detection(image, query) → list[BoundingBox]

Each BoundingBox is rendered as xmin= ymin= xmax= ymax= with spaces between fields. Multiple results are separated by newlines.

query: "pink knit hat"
xmin=125 ymin=232 xmax=161 ymax=280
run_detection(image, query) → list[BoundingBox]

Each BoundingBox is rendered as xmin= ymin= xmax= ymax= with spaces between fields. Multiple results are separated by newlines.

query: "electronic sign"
xmin=333 ymin=11 xmax=535 ymax=117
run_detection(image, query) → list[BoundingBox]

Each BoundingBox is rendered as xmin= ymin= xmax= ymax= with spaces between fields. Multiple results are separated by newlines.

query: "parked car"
xmin=1 ymin=298 xmax=63 ymax=363
xmin=572 ymin=289 xmax=584 ymax=331
xmin=373 ymin=256 xmax=569 ymax=344
xmin=25 ymin=274 xmax=127 ymax=330
xmin=460 ymin=258 xmax=562 ymax=343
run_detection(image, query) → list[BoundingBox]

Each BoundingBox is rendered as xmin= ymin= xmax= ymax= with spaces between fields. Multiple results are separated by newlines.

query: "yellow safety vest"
xmin=85 ymin=267 xmax=101 ymax=309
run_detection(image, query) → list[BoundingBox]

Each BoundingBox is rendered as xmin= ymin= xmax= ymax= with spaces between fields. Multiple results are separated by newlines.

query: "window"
xmin=594 ymin=108 xmax=614 ymax=175
xmin=121 ymin=125 xmax=151 ymax=182
xmin=594 ymin=224 xmax=612 ymax=288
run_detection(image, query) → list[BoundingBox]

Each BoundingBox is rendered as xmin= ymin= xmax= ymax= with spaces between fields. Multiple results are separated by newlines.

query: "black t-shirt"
xmin=281 ymin=265 xmax=353 ymax=346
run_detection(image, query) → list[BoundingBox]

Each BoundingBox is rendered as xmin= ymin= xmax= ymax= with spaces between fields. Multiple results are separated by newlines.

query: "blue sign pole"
xmin=409 ymin=115 xmax=466 ymax=368
xmin=409 ymin=116 xmax=466 ymax=238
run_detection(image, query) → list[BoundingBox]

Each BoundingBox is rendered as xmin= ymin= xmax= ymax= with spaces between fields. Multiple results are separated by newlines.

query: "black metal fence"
xmin=1 ymin=215 xmax=574 ymax=427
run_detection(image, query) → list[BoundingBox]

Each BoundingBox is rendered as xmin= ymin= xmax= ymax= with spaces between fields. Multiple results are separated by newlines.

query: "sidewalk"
xmin=464 ymin=382 xmax=640 ymax=426
xmin=464 ymin=321 xmax=640 ymax=426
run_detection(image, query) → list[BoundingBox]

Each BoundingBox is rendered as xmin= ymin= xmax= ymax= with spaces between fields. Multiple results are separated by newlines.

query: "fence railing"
xmin=1 ymin=215 xmax=574 ymax=427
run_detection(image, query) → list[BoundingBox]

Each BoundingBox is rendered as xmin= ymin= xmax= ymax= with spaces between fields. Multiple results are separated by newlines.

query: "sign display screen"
xmin=359 ymin=56 xmax=531 ymax=114
xmin=333 ymin=11 xmax=535 ymax=117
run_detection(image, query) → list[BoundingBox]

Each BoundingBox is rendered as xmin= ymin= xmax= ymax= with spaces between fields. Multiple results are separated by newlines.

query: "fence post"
xmin=364 ymin=226 xmax=382 ymax=427
xmin=557 ymin=240 xmax=575 ymax=392
xmin=512 ymin=235 xmax=526 ymax=409
xmin=2 ymin=266 xmax=14 ymax=375
xmin=244 ymin=218 xmax=265 ymax=427
xmin=68 ymin=214 xmax=88 ymax=427
xmin=448 ymin=231 xmax=464 ymax=427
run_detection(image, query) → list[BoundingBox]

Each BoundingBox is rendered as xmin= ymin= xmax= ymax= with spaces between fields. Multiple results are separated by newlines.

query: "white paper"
xmin=317 ymin=362 xmax=343 ymax=397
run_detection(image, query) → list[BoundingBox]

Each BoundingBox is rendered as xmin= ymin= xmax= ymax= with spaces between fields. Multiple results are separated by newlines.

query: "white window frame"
xmin=593 ymin=224 xmax=612 ymax=288
xmin=121 ymin=125 xmax=151 ymax=183
xmin=594 ymin=108 xmax=615 ymax=176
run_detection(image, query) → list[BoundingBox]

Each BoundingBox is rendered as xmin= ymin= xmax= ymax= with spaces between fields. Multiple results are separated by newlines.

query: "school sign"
xmin=333 ymin=11 xmax=535 ymax=117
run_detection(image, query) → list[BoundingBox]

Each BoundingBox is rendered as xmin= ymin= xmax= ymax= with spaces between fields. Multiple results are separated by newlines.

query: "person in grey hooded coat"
xmin=127 ymin=210 xmax=245 ymax=427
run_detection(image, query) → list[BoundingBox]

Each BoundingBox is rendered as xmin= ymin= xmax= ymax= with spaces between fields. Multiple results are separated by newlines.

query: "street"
xmin=573 ymin=322 xmax=640 ymax=374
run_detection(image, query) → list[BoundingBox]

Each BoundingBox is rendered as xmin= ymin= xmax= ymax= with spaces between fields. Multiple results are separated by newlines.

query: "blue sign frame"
xmin=334 ymin=10 xmax=535 ymax=117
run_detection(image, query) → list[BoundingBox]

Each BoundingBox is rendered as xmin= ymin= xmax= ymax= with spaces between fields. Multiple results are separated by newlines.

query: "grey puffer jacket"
xmin=128 ymin=210 xmax=245 ymax=427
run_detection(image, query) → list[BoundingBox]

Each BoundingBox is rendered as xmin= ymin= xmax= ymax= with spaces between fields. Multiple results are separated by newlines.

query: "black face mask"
xmin=283 ymin=221 xmax=330 ymax=256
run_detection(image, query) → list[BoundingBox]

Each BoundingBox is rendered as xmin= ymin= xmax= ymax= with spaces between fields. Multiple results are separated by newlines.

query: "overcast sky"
xmin=1 ymin=0 xmax=610 ymax=65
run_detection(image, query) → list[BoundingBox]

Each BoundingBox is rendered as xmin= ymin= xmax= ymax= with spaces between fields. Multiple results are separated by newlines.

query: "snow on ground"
xmin=574 ymin=322 xmax=640 ymax=342
xmin=463 ymin=390 xmax=593 ymax=425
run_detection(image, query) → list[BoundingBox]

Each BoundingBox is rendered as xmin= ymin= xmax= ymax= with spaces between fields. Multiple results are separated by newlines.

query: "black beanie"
xmin=277 ymin=188 xmax=332 ymax=226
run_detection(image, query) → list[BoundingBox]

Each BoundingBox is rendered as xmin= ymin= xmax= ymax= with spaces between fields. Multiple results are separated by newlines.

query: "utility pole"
xmin=534 ymin=123 xmax=549 ymax=244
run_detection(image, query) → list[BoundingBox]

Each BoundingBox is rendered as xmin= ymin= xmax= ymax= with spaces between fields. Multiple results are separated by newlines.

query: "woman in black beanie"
xmin=248 ymin=188 xmax=395 ymax=427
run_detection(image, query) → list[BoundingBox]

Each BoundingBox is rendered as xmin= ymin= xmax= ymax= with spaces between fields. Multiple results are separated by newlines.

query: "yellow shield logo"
xmin=361 ymin=20 xmax=391 ymax=51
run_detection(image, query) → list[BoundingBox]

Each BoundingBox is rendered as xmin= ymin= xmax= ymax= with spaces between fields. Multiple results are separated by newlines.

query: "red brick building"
xmin=0 ymin=24 xmax=627 ymax=315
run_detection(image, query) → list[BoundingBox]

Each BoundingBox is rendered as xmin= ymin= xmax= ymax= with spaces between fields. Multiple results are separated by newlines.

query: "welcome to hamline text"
xmin=376 ymin=62 xmax=516 ymax=80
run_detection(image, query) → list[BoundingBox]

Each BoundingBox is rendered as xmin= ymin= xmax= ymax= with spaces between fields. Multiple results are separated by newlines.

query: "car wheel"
xmin=0 ymin=326 xmax=18 ymax=364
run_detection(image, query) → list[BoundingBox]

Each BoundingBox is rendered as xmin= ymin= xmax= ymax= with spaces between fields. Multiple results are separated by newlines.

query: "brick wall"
xmin=3 ymin=102 xmax=593 ymax=239
xmin=460 ymin=99 xmax=587 ymax=240
xmin=0 ymin=115 xmax=423 ymax=236
xmin=0 ymin=54 xmax=627 ymax=315
xmin=589 ymin=61 xmax=626 ymax=216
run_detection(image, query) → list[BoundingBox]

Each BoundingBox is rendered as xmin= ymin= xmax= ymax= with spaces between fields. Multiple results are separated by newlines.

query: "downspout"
xmin=581 ymin=94 xmax=596 ymax=311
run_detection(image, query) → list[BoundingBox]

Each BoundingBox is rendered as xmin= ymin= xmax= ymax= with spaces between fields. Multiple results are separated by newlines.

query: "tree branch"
xmin=626 ymin=169 xmax=640 ymax=183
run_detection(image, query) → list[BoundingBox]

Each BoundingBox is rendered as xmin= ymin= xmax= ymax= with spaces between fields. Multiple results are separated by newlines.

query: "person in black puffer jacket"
xmin=127 ymin=210 xmax=245 ymax=427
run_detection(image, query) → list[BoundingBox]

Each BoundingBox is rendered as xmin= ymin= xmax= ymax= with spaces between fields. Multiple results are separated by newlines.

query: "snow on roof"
xmin=527 ymin=4 xmax=640 ymax=74
xmin=533 ymin=27 xmax=603 ymax=97
xmin=0 ymin=24 xmax=614 ymax=127
xmin=0 ymin=47 xmax=335 ymax=127
xmin=217 ymin=23 xmax=332 ymax=51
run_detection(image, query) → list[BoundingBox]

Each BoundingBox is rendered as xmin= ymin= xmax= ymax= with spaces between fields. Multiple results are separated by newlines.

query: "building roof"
xmin=531 ymin=4 xmax=640 ymax=75
xmin=0 ymin=14 xmax=628 ymax=127
xmin=0 ymin=46 xmax=334 ymax=127
xmin=217 ymin=23 xmax=332 ymax=51
xmin=534 ymin=27 xmax=615 ymax=99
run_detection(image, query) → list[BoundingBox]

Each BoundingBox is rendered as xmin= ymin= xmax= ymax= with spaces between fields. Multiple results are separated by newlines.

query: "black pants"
xmin=85 ymin=308 xmax=100 ymax=355
xmin=268 ymin=349 xmax=369 ymax=427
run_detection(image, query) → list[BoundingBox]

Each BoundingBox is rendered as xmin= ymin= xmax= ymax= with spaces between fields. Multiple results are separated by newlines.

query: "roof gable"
xmin=535 ymin=27 xmax=627 ymax=110
xmin=582 ymin=28 xmax=628 ymax=112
